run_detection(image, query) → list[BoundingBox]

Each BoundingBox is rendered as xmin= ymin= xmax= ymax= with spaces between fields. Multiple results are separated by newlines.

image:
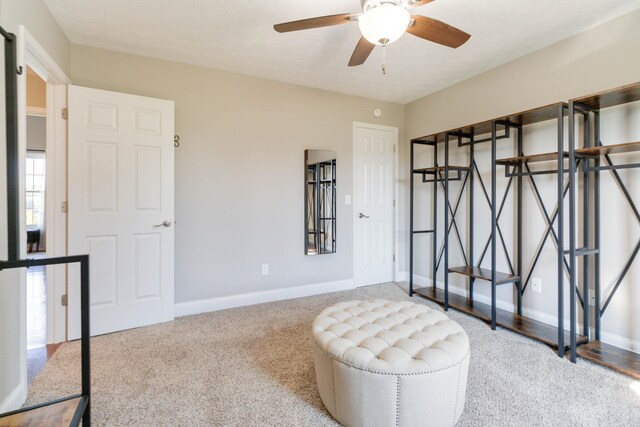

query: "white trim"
xmin=49 ymin=84 xmax=68 ymax=344
xmin=175 ymin=279 xmax=355 ymax=317
xmin=19 ymin=27 xmax=69 ymax=346
xmin=9 ymin=26 xmax=70 ymax=411
xmin=352 ymin=122 xmax=399 ymax=287
xmin=406 ymin=272 xmax=640 ymax=354
xmin=21 ymin=27 xmax=70 ymax=85
xmin=0 ymin=383 xmax=26 ymax=413
xmin=15 ymin=26 xmax=29 ymax=414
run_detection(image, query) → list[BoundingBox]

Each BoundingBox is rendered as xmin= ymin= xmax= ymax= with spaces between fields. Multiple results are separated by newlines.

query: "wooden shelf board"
xmin=448 ymin=265 xmax=519 ymax=284
xmin=575 ymin=141 xmax=640 ymax=157
xmin=0 ymin=397 xmax=84 ymax=427
xmin=577 ymin=341 xmax=640 ymax=379
xmin=571 ymin=82 xmax=640 ymax=109
xmin=413 ymin=286 xmax=588 ymax=350
xmin=412 ymin=102 xmax=567 ymax=144
xmin=413 ymin=165 xmax=470 ymax=174
xmin=496 ymin=151 xmax=569 ymax=166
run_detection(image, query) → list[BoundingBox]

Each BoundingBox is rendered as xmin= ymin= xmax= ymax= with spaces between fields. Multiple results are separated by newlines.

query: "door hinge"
xmin=393 ymin=199 xmax=396 ymax=207
xmin=393 ymin=254 xmax=396 ymax=262
xmin=61 ymin=294 xmax=68 ymax=307
xmin=61 ymin=108 xmax=68 ymax=120
xmin=61 ymin=201 xmax=68 ymax=213
xmin=393 ymin=145 xmax=396 ymax=153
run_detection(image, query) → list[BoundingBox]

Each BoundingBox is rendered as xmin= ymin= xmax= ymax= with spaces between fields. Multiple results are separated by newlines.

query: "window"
xmin=26 ymin=151 xmax=45 ymax=228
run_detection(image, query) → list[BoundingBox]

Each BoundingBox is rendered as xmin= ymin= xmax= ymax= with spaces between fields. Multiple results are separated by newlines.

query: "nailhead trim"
xmin=395 ymin=375 xmax=401 ymax=427
xmin=331 ymin=360 xmax=337 ymax=417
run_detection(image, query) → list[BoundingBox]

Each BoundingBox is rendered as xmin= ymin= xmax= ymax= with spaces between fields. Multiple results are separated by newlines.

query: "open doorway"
xmin=24 ymin=65 xmax=59 ymax=384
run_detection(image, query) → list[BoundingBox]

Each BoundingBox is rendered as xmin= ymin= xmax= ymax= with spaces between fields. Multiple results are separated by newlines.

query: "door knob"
xmin=358 ymin=213 xmax=369 ymax=219
xmin=153 ymin=220 xmax=173 ymax=228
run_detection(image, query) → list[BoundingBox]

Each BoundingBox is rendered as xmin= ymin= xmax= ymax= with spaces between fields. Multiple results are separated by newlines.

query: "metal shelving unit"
xmin=567 ymin=83 xmax=640 ymax=376
xmin=410 ymin=103 xmax=589 ymax=353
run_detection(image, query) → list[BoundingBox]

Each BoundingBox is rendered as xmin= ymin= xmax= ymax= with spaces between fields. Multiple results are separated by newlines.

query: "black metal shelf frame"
xmin=0 ymin=256 xmax=91 ymax=426
xmin=409 ymin=103 xmax=590 ymax=355
xmin=567 ymin=97 xmax=640 ymax=363
xmin=409 ymin=123 xmax=525 ymax=331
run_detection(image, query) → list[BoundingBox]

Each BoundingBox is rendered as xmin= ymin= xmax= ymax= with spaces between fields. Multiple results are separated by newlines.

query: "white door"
xmin=67 ymin=85 xmax=174 ymax=338
xmin=353 ymin=123 xmax=396 ymax=286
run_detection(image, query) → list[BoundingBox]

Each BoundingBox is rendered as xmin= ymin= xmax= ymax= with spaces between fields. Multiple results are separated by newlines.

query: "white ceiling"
xmin=44 ymin=0 xmax=640 ymax=104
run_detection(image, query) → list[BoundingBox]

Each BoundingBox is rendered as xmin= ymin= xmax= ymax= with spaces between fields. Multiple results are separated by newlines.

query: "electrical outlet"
xmin=262 ymin=264 xmax=269 ymax=276
xmin=531 ymin=277 xmax=542 ymax=293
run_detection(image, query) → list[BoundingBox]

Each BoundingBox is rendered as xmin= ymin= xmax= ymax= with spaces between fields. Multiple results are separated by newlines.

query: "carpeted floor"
xmin=27 ymin=283 xmax=640 ymax=426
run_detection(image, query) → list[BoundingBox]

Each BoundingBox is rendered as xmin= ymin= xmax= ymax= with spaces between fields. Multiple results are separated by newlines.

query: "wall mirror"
xmin=305 ymin=149 xmax=336 ymax=255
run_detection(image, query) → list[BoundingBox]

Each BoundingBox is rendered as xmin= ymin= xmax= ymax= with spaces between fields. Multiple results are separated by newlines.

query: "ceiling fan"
xmin=274 ymin=0 xmax=471 ymax=68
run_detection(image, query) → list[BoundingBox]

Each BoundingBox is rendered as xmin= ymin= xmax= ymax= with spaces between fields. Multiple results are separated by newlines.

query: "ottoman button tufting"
xmin=311 ymin=299 xmax=470 ymax=427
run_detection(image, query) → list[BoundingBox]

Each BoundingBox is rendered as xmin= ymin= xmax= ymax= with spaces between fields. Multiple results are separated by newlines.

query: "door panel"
xmin=68 ymin=85 xmax=174 ymax=338
xmin=354 ymin=125 xmax=396 ymax=286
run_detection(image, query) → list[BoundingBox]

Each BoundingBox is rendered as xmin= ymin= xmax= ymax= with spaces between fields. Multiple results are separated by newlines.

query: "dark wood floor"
xmin=27 ymin=343 xmax=61 ymax=385
xmin=26 ymin=263 xmax=59 ymax=385
xmin=413 ymin=286 xmax=588 ymax=350
xmin=577 ymin=341 xmax=640 ymax=380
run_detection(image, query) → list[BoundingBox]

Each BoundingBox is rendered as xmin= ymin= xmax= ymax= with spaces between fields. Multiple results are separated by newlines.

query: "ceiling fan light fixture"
xmin=358 ymin=2 xmax=410 ymax=46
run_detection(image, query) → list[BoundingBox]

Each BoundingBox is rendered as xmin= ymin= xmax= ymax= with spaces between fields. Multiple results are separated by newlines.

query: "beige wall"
xmin=404 ymin=9 xmax=640 ymax=351
xmin=0 ymin=0 xmax=71 ymax=75
xmin=70 ymin=45 xmax=405 ymax=303
xmin=405 ymin=9 xmax=640 ymax=140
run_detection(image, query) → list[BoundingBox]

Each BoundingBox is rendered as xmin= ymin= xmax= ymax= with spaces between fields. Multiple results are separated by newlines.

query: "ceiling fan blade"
xmin=406 ymin=15 xmax=470 ymax=48
xmin=274 ymin=13 xmax=353 ymax=33
xmin=348 ymin=37 xmax=375 ymax=66
xmin=408 ymin=0 xmax=435 ymax=7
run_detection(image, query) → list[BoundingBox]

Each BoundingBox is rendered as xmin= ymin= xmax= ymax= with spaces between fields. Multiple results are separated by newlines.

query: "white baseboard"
xmin=175 ymin=279 xmax=355 ymax=318
xmin=0 ymin=382 xmax=26 ymax=413
xmin=405 ymin=272 xmax=640 ymax=354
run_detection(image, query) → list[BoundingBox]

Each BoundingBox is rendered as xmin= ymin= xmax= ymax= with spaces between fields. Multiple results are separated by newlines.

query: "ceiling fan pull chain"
xmin=382 ymin=44 xmax=387 ymax=75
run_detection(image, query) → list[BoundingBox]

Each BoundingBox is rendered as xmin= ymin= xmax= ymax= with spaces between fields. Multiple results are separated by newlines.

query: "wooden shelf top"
xmin=0 ymin=397 xmax=84 ymax=427
xmin=496 ymin=151 xmax=569 ymax=166
xmin=576 ymin=340 xmax=640 ymax=380
xmin=571 ymin=82 xmax=640 ymax=109
xmin=448 ymin=265 xmax=519 ymax=284
xmin=411 ymin=102 xmax=567 ymax=144
xmin=413 ymin=165 xmax=470 ymax=174
xmin=575 ymin=141 xmax=640 ymax=157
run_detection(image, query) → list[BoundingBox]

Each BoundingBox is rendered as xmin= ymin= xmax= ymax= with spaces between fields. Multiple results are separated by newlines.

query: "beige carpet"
xmin=27 ymin=283 xmax=640 ymax=426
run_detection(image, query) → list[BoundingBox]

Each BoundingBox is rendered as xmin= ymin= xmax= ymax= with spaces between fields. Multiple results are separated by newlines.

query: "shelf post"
xmin=516 ymin=125 xmax=523 ymax=316
xmin=582 ymin=111 xmax=590 ymax=340
xmin=4 ymin=31 xmax=19 ymax=261
xmin=409 ymin=141 xmax=414 ymax=296
xmin=568 ymin=102 xmax=577 ymax=362
xmin=491 ymin=121 xmax=497 ymax=330
xmin=433 ymin=141 xmax=438 ymax=291
xmin=444 ymin=134 xmax=450 ymax=310
xmin=594 ymin=111 xmax=602 ymax=341
xmin=469 ymin=135 xmax=475 ymax=301
xmin=80 ymin=255 xmax=92 ymax=426
xmin=557 ymin=104 xmax=565 ymax=357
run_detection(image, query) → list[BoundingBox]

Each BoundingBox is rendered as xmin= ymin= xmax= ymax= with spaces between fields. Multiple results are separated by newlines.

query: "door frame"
xmin=352 ymin=122 xmax=399 ymax=287
xmin=15 ymin=25 xmax=70 ymax=405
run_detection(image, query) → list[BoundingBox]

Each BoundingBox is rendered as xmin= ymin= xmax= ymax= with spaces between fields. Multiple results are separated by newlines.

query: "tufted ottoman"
xmin=311 ymin=299 xmax=470 ymax=427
